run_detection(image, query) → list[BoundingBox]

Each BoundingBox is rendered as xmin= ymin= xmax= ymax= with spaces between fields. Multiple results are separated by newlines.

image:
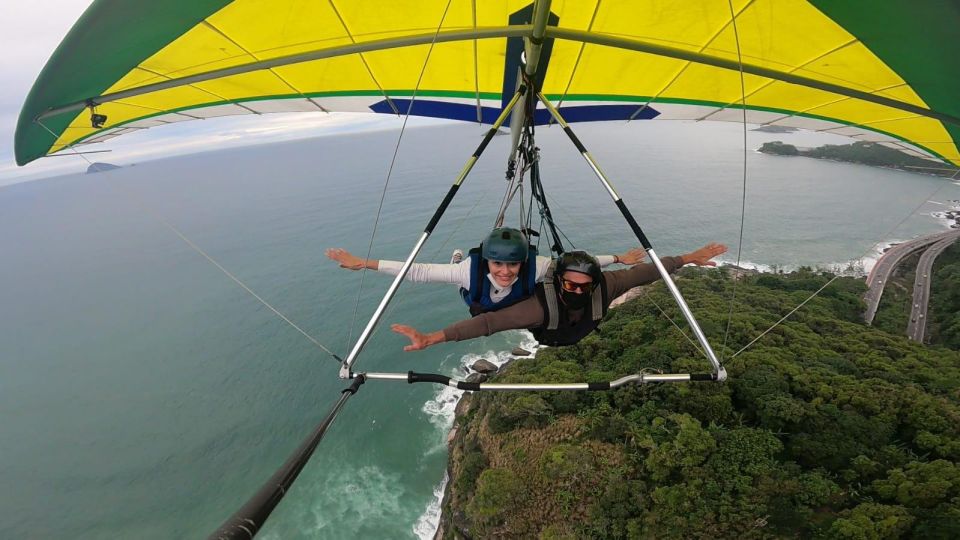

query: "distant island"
xmin=86 ymin=162 xmax=121 ymax=174
xmin=758 ymin=140 xmax=959 ymax=177
xmin=751 ymin=125 xmax=799 ymax=134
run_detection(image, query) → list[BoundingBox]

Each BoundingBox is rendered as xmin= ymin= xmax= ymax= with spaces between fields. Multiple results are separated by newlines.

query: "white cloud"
xmin=0 ymin=111 xmax=447 ymax=187
xmin=0 ymin=1 xmax=96 ymax=179
xmin=0 ymin=2 xmax=454 ymax=188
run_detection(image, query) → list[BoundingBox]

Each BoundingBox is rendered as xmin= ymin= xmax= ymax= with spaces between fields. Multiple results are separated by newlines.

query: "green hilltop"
xmin=758 ymin=141 xmax=959 ymax=177
xmin=440 ymin=268 xmax=960 ymax=539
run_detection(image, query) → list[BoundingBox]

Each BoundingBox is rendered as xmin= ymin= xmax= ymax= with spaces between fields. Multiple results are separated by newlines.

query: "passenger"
xmin=390 ymin=243 xmax=728 ymax=350
xmin=326 ymin=227 xmax=647 ymax=315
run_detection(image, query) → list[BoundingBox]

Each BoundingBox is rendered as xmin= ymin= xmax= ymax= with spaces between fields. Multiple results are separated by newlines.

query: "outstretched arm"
xmin=679 ymin=242 xmax=727 ymax=266
xmin=614 ymin=247 xmax=647 ymax=265
xmin=326 ymin=248 xmax=379 ymax=270
xmin=603 ymin=243 xmax=728 ymax=299
xmin=391 ymin=324 xmax=446 ymax=351
xmin=545 ymin=248 xmax=646 ymax=280
xmin=392 ymin=295 xmax=545 ymax=351
xmin=326 ymin=248 xmax=468 ymax=285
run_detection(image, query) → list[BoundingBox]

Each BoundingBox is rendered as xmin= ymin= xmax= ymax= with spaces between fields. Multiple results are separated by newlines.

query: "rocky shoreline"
xmin=933 ymin=200 xmax=960 ymax=229
xmin=434 ymin=353 xmax=518 ymax=539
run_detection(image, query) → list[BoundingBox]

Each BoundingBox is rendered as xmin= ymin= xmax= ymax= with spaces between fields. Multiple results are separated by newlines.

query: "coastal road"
xmin=863 ymin=231 xmax=957 ymax=324
xmin=906 ymin=230 xmax=960 ymax=342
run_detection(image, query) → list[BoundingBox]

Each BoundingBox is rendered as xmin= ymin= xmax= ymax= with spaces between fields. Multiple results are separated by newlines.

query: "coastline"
xmin=416 ymin=333 xmax=540 ymax=539
xmin=417 ymin=244 xmax=934 ymax=538
xmin=428 ymin=267 xmax=960 ymax=538
xmin=421 ymin=230 xmax=955 ymax=537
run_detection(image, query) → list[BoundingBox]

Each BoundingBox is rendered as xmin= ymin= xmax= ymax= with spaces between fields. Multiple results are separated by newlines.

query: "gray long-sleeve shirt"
xmin=442 ymin=256 xmax=684 ymax=342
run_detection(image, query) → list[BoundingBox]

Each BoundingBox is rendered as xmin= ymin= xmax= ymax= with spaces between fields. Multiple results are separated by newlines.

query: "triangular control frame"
xmin=339 ymin=1 xmax=726 ymax=390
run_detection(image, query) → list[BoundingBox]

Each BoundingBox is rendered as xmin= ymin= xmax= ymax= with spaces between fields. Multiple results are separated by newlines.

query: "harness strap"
xmin=543 ymin=260 xmax=560 ymax=330
xmin=591 ymin=279 xmax=603 ymax=321
xmin=468 ymin=247 xmax=484 ymax=304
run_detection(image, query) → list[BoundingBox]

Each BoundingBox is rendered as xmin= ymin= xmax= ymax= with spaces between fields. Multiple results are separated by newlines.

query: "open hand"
xmin=617 ymin=247 xmax=647 ymax=265
xmin=683 ymin=243 xmax=728 ymax=266
xmin=391 ymin=324 xmax=430 ymax=351
xmin=325 ymin=248 xmax=365 ymax=270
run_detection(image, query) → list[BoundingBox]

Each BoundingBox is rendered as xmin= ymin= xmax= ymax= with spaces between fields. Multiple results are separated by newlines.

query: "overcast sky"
xmin=0 ymin=1 xmax=414 ymax=187
xmin=0 ymin=1 xmax=90 ymax=180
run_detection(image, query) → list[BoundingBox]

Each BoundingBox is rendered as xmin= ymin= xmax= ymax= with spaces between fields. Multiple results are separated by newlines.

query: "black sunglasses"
xmin=558 ymin=276 xmax=596 ymax=293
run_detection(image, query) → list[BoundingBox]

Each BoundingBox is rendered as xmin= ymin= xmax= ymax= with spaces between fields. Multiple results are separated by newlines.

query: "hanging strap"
xmin=591 ymin=278 xmax=604 ymax=322
xmin=526 ymin=125 xmax=567 ymax=257
xmin=497 ymin=82 xmax=568 ymax=259
xmin=542 ymin=260 xmax=561 ymax=330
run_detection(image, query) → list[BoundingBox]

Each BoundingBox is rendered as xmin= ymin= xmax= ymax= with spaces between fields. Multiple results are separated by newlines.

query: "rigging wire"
xmin=541 ymin=191 xmax=578 ymax=249
xmin=729 ymin=179 xmax=955 ymax=359
xmin=374 ymin=179 xmax=499 ymax=330
xmin=520 ymin=143 xmax=703 ymax=355
xmin=720 ymin=0 xmax=750 ymax=360
xmin=34 ymin=120 xmax=344 ymax=364
xmin=346 ymin=0 xmax=454 ymax=351
xmin=500 ymin=91 xmax=569 ymax=257
xmin=633 ymin=287 xmax=706 ymax=357
xmin=628 ymin=7 xmax=958 ymax=363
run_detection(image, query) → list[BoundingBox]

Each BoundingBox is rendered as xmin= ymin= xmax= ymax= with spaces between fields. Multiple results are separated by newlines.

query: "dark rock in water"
xmin=471 ymin=359 xmax=498 ymax=374
xmin=86 ymin=162 xmax=121 ymax=174
xmin=511 ymin=347 xmax=532 ymax=356
xmin=465 ymin=372 xmax=489 ymax=384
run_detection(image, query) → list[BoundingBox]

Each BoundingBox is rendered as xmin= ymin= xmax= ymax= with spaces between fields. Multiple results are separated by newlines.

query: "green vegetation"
xmin=929 ymin=242 xmax=960 ymax=349
xmin=758 ymin=141 xmax=959 ymax=177
xmin=759 ymin=141 xmax=800 ymax=156
xmin=442 ymin=268 xmax=960 ymax=539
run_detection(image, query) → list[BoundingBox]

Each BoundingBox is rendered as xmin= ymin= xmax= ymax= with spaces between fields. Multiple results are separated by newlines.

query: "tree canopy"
xmin=442 ymin=268 xmax=960 ymax=539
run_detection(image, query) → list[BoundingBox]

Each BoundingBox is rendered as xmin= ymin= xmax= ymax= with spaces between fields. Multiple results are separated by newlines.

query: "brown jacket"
xmin=442 ymin=256 xmax=684 ymax=342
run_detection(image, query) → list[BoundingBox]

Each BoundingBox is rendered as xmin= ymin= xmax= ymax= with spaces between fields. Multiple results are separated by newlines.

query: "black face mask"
xmin=560 ymin=289 xmax=591 ymax=310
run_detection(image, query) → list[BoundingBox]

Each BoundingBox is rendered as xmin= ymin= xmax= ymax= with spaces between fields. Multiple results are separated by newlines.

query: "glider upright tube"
xmin=507 ymin=1 xmax=551 ymax=171
xmin=340 ymin=88 xmax=526 ymax=378
xmin=536 ymin=92 xmax=726 ymax=380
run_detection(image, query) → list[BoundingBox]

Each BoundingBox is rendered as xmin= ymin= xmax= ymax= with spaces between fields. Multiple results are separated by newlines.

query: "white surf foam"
xmin=414 ymin=331 xmax=539 ymax=539
xmin=931 ymin=199 xmax=960 ymax=230
xmin=260 ymin=465 xmax=406 ymax=540
xmin=412 ymin=472 xmax=448 ymax=540
xmin=716 ymin=238 xmax=911 ymax=277
xmin=717 ymin=258 xmax=777 ymax=274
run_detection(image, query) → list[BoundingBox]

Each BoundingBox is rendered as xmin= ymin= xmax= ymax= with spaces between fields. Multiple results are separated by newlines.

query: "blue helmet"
xmin=481 ymin=227 xmax=529 ymax=262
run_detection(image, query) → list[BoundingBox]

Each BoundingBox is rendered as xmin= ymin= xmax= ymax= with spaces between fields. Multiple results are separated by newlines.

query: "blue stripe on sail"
xmin=369 ymin=99 xmax=660 ymax=124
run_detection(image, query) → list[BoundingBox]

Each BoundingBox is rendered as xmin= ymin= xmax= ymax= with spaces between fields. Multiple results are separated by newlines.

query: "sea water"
xmin=1 ymin=121 xmax=958 ymax=538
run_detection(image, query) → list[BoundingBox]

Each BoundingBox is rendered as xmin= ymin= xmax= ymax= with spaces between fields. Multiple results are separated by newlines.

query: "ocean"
xmin=1 ymin=120 xmax=958 ymax=538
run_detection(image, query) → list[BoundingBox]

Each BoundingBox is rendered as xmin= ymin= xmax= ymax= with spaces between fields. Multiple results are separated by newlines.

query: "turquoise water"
xmin=1 ymin=121 xmax=958 ymax=538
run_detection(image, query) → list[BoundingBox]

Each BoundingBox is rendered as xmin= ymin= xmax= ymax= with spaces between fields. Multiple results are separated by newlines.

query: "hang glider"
xmin=19 ymin=3 xmax=960 ymax=538
xmin=15 ymin=0 xmax=960 ymax=167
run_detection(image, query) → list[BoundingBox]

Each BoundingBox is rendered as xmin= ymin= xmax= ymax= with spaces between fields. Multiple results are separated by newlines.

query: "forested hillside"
xmin=441 ymin=269 xmax=960 ymax=539
xmin=930 ymin=243 xmax=960 ymax=350
xmin=758 ymin=141 xmax=959 ymax=177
